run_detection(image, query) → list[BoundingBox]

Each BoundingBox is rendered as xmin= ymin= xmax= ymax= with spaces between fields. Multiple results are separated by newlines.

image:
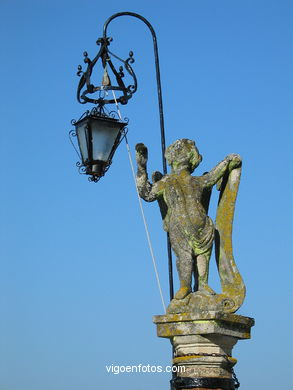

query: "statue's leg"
xmin=196 ymin=249 xmax=215 ymax=295
xmin=174 ymin=247 xmax=193 ymax=299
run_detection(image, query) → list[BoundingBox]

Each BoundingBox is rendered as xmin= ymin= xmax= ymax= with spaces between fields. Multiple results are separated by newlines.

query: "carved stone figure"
xmin=136 ymin=139 xmax=245 ymax=314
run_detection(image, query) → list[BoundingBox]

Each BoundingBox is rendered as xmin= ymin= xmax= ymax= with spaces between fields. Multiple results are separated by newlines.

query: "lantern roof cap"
xmin=72 ymin=106 xmax=129 ymax=127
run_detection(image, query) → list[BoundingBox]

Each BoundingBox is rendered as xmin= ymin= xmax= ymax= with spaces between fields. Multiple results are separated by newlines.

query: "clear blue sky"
xmin=1 ymin=0 xmax=292 ymax=389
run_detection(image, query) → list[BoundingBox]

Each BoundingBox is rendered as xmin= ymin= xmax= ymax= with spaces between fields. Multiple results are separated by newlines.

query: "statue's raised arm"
xmin=135 ymin=143 xmax=159 ymax=202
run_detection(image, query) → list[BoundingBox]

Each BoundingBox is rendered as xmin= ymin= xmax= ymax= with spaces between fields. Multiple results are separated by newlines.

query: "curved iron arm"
xmin=104 ymin=12 xmax=167 ymax=175
xmin=103 ymin=12 xmax=174 ymax=301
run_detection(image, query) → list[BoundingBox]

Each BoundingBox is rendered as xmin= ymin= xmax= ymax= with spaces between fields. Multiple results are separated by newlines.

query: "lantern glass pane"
xmin=76 ymin=121 xmax=89 ymax=162
xmin=91 ymin=119 xmax=121 ymax=162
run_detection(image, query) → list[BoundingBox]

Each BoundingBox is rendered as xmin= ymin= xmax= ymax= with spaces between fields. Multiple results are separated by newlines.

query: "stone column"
xmin=153 ymin=312 xmax=254 ymax=390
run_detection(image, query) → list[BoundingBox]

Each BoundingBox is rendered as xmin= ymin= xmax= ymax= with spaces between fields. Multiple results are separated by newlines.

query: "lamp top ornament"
xmin=76 ymin=35 xmax=137 ymax=107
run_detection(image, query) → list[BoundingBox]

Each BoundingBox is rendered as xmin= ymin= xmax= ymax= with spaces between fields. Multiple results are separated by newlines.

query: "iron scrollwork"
xmin=76 ymin=36 xmax=137 ymax=106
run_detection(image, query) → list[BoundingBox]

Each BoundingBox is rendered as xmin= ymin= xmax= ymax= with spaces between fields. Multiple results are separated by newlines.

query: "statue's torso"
xmin=158 ymin=171 xmax=212 ymax=240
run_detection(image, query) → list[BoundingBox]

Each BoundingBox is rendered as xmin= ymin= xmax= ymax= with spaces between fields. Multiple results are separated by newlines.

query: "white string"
xmin=111 ymin=90 xmax=166 ymax=312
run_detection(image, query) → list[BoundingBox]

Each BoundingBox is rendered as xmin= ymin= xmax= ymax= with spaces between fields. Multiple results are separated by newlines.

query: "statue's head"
xmin=165 ymin=139 xmax=202 ymax=173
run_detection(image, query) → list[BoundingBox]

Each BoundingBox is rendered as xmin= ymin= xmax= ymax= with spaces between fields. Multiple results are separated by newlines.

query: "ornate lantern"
xmin=70 ymin=35 xmax=137 ymax=182
xmin=71 ymin=107 xmax=128 ymax=182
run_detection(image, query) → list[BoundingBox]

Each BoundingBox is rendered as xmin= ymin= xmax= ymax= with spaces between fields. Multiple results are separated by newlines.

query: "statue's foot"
xmin=174 ymin=286 xmax=192 ymax=300
xmin=198 ymin=284 xmax=216 ymax=295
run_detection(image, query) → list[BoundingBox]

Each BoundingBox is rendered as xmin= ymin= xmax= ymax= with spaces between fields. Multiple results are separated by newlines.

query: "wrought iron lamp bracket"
xmin=76 ymin=36 xmax=137 ymax=106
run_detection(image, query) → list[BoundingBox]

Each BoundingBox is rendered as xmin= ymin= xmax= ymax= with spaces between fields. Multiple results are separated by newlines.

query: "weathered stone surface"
xmin=153 ymin=313 xmax=254 ymax=384
xmin=136 ymin=139 xmax=245 ymax=315
xmin=173 ymin=334 xmax=237 ymax=358
xmin=153 ymin=312 xmax=254 ymax=339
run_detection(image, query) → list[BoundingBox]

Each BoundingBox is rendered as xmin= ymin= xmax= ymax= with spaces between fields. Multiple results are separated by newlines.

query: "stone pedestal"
xmin=153 ymin=312 xmax=254 ymax=390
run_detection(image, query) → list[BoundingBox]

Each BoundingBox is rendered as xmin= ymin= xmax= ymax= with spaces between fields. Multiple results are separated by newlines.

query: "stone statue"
xmin=135 ymin=139 xmax=246 ymax=314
